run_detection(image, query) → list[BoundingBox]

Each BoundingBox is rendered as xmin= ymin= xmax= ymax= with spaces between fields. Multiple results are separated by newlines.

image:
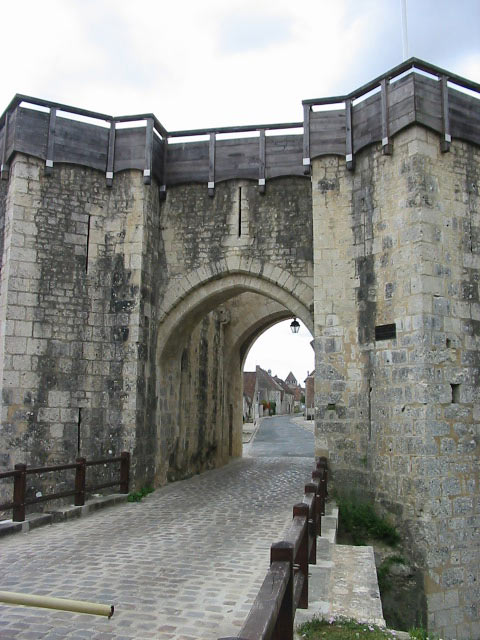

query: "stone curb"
xmin=0 ymin=493 xmax=128 ymax=538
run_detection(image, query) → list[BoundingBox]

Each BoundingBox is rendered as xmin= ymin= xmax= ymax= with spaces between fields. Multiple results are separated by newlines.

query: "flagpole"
xmin=401 ymin=0 xmax=409 ymax=60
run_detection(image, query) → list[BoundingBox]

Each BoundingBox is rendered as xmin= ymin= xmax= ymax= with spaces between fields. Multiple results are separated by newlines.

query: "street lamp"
xmin=290 ymin=318 xmax=300 ymax=334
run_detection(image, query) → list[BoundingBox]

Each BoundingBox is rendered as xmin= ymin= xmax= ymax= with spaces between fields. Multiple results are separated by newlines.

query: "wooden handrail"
xmin=0 ymin=451 xmax=130 ymax=521
xmin=219 ymin=458 xmax=328 ymax=640
xmin=3 ymin=58 xmax=477 ymax=140
xmin=302 ymin=56 xmax=480 ymax=106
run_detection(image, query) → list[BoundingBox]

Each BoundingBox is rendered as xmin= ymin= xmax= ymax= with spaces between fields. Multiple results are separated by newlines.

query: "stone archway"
xmin=152 ymin=268 xmax=313 ymax=485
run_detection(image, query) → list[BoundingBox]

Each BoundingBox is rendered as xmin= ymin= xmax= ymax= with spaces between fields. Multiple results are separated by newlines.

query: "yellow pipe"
xmin=0 ymin=590 xmax=114 ymax=618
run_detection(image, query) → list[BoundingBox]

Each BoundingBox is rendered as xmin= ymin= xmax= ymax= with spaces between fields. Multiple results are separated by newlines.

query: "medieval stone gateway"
xmin=0 ymin=58 xmax=479 ymax=638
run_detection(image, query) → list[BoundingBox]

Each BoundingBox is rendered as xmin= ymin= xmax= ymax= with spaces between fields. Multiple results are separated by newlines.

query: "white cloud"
xmin=1 ymin=0 xmax=478 ymax=129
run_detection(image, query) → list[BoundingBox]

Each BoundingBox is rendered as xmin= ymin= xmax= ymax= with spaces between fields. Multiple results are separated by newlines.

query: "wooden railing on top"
xmin=219 ymin=457 xmax=328 ymax=640
xmin=1 ymin=58 xmax=479 ymax=193
xmin=0 ymin=452 xmax=130 ymax=522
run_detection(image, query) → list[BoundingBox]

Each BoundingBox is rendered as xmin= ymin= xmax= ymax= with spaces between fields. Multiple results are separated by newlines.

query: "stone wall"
xmin=312 ymin=127 xmax=480 ymax=639
xmin=158 ymin=177 xmax=313 ymax=283
xmin=0 ymin=155 xmax=147 ymax=501
xmin=152 ymin=177 xmax=314 ymax=485
xmin=0 ymin=165 xmax=315 ymax=503
xmin=0 ymin=177 xmax=7 ymax=284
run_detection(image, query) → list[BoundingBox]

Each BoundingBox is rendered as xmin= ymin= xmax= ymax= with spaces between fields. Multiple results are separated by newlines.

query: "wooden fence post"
xmin=74 ymin=457 xmax=86 ymax=506
xmin=317 ymin=456 xmax=328 ymax=501
xmin=293 ymin=502 xmax=309 ymax=609
xmin=120 ymin=451 xmax=130 ymax=494
xmin=271 ymin=541 xmax=294 ymax=640
xmin=312 ymin=469 xmax=326 ymax=519
xmin=305 ymin=482 xmax=318 ymax=563
xmin=12 ymin=463 xmax=27 ymax=522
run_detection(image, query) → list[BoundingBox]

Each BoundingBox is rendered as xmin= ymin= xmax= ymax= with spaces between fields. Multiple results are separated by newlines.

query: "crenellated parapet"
xmin=1 ymin=58 xmax=479 ymax=197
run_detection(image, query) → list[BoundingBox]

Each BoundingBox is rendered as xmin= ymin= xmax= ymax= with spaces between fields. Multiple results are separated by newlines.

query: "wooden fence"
xmin=0 ymin=452 xmax=130 ymax=521
xmin=219 ymin=457 xmax=328 ymax=640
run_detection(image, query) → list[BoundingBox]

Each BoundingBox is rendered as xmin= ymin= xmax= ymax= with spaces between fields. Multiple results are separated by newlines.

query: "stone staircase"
xmin=294 ymin=502 xmax=386 ymax=631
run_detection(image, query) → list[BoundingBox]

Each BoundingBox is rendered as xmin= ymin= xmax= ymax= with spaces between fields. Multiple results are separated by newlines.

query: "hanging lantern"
xmin=290 ymin=318 xmax=300 ymax=334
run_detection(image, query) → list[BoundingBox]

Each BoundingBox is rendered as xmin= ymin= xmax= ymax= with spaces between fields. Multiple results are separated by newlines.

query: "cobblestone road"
xmin=0 ymin=430 xmax=314 ymax=639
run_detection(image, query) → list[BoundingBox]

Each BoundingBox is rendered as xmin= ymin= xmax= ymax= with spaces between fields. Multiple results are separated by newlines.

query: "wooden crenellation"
xmin=0 ymin=58 xmax=479 ymax=193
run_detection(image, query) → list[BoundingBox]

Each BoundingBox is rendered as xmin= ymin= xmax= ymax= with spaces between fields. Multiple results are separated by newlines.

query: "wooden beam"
xmin=258 ymin=129 xmax=265 ymax=194
xmin=303 ymin=56 xmax=480 ymax=107
xmin=144 ymin=117 xmax=154 ymax=184
xmin=45 ymin=107 xmax=57 ymax=175
xmin=1 ymin=94 xmax=112 ymax=128
xmin=169 ymin=121 xmax=302 ymax=138
xmin=160 ymin=137 xmax=167 ymax=200
xmin=303 ymin=104 xmax=311 ymax=175
xmin=106 ymin=122 xmax=116 ymax=187
xmin=208 ymin=132 xmax=215 ymax=196
xmin=381 ymin=79 xmax=393 ymax=155
xmin=440 ymin=75 xmax=451 ymax=153
xmin=345 ymin=99 xmax=354 ymax=170
xmin=113 ymin=113 xmax=168 ymax=139
xmin=0 ymin=111 xmax=9 ymax=180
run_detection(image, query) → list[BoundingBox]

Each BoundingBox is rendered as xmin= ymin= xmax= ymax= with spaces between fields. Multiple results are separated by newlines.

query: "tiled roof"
xmin=273 ymin=376 xmax=295 ymax=396
xmin=256 ymin=366 xmax=283 ymax=392
xmin=285 ymin=371 xmax=297 ymax=385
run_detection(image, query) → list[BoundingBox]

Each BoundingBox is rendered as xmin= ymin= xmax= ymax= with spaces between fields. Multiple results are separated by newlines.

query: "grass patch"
xmin=297 ymin=616 xmax=398 ymax=639
xmin=336 ymin=495 xmax=400 ymax=546
xmin=127 ymin=485 xmax=154 ymax=502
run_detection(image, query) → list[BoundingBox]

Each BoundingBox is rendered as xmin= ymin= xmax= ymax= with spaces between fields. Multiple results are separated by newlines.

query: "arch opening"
xmin=241 ymin=319 xmax=314 ymax=448
xmin=150 ymin=272 xmax=313 ymax=486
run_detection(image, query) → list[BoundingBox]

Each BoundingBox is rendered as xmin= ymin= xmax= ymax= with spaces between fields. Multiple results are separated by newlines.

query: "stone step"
xmin=329 ymin=544 xmax=385 ymax=627
xmin=295 ymin=501 xmax=385 ymax=631
xmin=0 ymin=493 xmax=128 ymax=538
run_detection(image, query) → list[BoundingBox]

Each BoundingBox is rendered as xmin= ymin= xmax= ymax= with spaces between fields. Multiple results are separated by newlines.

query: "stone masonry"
xmin=0 ymin=164 xmax=314 ymax=494
xmin=0 ymin=74 xmax=479 ymax=637
xmin=312 ymin=128 xmax=480 ymax=639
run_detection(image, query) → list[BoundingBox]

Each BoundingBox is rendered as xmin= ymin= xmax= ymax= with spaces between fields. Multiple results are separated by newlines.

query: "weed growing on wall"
xmin=376 ymin=555 xmax=407 ymax=593
xmin=297 ymin=616 xmax=397 ymax=639
xmin=128 ymin=486 xmax=154 ymax=502
xmin=336 ymin=495 xmax=400 ymax=546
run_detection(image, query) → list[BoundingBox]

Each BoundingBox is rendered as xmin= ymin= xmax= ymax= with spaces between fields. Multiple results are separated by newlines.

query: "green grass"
xmin=297 ymin=616 xmax=398 ymax=639
xmin=297 ymin=618 xmax=439 ymax=640
xmin=127 ymin=485 xmax=154 ymax=502
xmin=336 ymin=495 xmax=400 ymax=546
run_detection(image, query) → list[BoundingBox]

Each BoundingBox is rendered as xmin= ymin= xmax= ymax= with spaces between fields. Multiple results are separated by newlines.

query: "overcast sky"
xmin=1 ymin=0 xmax=478 ymax=129
xmin=243 ymin=320 xmax=315 ymax=385
xmin=1 ymin=1 xmax=479 ymax=384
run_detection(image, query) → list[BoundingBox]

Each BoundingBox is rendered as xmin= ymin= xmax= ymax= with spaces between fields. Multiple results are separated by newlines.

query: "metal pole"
xmin=0 ymin=590 xmax=114 ymax=618
xmin=401 ymin=0 xmax=409 ymax=61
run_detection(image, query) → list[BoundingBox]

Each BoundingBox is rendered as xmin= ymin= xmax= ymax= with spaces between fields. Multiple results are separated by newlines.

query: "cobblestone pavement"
xmin=246 ymin=415 xmax=314 ymax=458
xmin=290 ymin=415 xmax=314 ymax=435
xmin=0 ymin=456 xmax=314 ymax=639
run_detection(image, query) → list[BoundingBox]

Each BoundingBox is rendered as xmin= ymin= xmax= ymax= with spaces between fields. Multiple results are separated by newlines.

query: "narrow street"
xmin=0 ymin=416 xmax=314 ymax=639
xmin=246 ymin=414 xmax=314 ymax=458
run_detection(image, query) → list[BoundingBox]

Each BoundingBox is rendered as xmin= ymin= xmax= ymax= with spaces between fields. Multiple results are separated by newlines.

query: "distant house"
xmin=273 ymin=376 xmax=295 ymax=415
xmin=285 ymin=372 xmax=298 ymax=387
xmin=304 ymin=370 xmax=315 ymax=420
xmin=243 ymin=371 xmax=256 ymax=422
xmin=285 ymin=371 xmax=305 ymax=411
xmin=243 ymin=366 xmax=296 ymax=419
